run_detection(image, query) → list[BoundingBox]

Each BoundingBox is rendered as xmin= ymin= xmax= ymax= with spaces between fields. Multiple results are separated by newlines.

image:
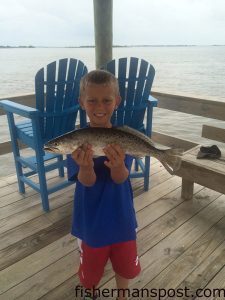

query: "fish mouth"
xmin=44 ymin=146 xmax=59 ymax=153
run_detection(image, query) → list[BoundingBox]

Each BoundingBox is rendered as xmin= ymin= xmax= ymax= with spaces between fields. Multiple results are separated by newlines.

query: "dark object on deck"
xmin=197 ymin=145 xmax=221 ymax=159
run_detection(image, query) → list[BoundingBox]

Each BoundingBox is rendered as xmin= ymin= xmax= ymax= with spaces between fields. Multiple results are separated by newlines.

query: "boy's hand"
xmin=71 ymin=144 xmax=96 ymax=186
xmin=71 ymin=144 xmax=94 ymax=169
xmin=103 ymin=144 xmax=125 ymax=169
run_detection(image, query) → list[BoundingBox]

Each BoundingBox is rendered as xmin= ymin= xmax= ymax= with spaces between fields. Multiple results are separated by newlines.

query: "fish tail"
xmin=160 ymin=148 xmax=183 ymax=174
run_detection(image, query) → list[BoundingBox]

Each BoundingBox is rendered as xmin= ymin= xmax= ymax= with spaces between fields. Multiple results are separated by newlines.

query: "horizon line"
xmin=1 ymin=44 xmax=225 ymax=48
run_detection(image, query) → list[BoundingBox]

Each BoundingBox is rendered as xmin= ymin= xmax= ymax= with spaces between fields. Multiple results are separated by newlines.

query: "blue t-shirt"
xmin=67 ymin=154 xmax=138 ymax=248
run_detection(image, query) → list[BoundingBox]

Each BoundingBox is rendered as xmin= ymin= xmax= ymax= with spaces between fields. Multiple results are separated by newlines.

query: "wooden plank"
xmin=0 ymin=187 xmax=74 ymax=235
xmin=117 ymin=58 xmax=127 ymax=126
xmin=1 ymin=91 xmax=225 ymax=121
xmin=125 ymin=194 xmax=225 ymax=294
xmin=0 ymin=94 xmax=36 ymax=116
xmin=45 ymin=202 xmax=73 ymax=224
xmin=175 ymin=151 xmax=225 ymax=194
xmin=174 ymin=239 xmax=225 ymax=300
xmin=44 ymin=61 xmax=56 ymax=138
xmin=202 ymin=124 xmax=225 ymax=143
xmin=0 ymin=189 xmax=223 ymax=300
xmin=0 ymin=216 xmax=72 ymax=271
xmin=40 ymin=276 xmax=81 ymax=300
xmin=0 ymin=192 xmax=43 ymax=220
xmin=0 ymin=172 xmax=63 ymax=207
xmin=0 ymin=166 xmax=170 ymax=266
xmin=43 ymin=260 xmax=114 ymax=300
xmin=0 ymin=169 xmax=69 ymax=199
xmin=144 ymin=216 xmax=225 ymax=296
xmin=180 ymin=154 xmax=225 ymax=174
xmin=209 ymin=270 xmax=225 ymax=299
xmin=101 ymin=188 xmax=222 ymax=295
xmin=0 ymin=166 xmax=167 ymax=241
xmin=152 ymin=91 xmax=225 ymax=121
xmin=0 ymin=181 xmax=35 ymax=199
xmin=0 ymin=251 xmax=79 ymax=299
xmin=132 ymin=168 xmax=172 ymax=198
xmin=35 ymin=184 xmax=213 ymax=299
xmin=124 ymin=57 xmax=138 ymax=125
xmin=0 ymin=215 xmax=53 ymax=251
xmin=195 ymin=266 xmax=225 ymax=300
xmin=137 ymin=187 xmax=220 ymax=253
xmin=0 ymin=161 xmax=161 ymax=235
xmin=0 ymin=234 xmax=76 ymax=294
xmin=151 ymin=130 xmax=198 ymax=151
xmin=0 ymin=179 xmax=9 ymax=188
xmin=0 ymin=161 xmax=224 ymax=299
xmin=178 ymin=163 xmax=225 ymax=195
xmin=187 ymin=145 xmax=225 ymax=167
xmin=0 ymin=140 xmax=29 ymax=155
xmin=0 ymin=173 xmax=24 ymax=185
xmin=0 ymin=161 xmax=160 ymax=233
xmin=53 ymin=59 xmax=68 ymax=137
xmin=134 ymin=175 xmax=182 ymax=212
xmin=0 ymin=180 xmax=74 ymax=220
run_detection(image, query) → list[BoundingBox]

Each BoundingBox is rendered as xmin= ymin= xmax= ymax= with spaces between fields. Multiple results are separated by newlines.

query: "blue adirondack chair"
xmin=0 ymin=58 xmax=88 ymax=211
xmin=101 ymin=57 xmax=157 ymax=190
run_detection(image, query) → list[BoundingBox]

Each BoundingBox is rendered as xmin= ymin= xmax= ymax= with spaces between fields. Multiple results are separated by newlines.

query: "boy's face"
xmin=79 ymin=83 xmax=121 ymax=128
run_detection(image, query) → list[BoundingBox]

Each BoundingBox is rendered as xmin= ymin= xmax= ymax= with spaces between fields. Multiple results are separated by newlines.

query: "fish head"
xmin=44 ymin=137 xmax=80 ymax=154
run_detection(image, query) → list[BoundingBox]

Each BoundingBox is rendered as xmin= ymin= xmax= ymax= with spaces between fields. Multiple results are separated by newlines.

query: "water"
xmin=0 ymin=46 xmax=225 ymax=101
xmin=1 ymin=46 xmax=225 ymax=176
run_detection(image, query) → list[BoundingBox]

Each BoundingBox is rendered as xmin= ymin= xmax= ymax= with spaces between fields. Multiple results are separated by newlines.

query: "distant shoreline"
xmin=1 ymin=44 xmax=225 ymax=49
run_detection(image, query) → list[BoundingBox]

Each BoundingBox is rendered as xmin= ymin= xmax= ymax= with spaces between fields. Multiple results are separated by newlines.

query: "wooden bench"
xmin=175 ymin=142 xmax=225 ymax=200
xmin=150 ymin=93 xmax=225 ymax=200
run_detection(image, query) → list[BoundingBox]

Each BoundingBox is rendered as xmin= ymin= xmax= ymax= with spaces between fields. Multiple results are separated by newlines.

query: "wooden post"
xmin=93 ymin=0 xmax=113 ymax=68
xmin=181 ymin=178 xmax=194 ymax=200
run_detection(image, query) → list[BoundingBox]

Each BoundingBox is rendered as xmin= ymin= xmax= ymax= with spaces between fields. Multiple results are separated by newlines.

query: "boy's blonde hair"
xmin=80 ymin=70 xmax=120 ymax=97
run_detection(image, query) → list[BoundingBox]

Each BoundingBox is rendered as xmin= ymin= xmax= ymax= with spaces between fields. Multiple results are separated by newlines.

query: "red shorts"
xmin=77 ymin=239 xmax=141 ymax=289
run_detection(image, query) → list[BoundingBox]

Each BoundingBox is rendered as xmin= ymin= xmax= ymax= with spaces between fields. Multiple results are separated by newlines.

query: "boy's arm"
xmin=71 ymin=145 xmax=96 ymax=187
xmin=78 ymin=166 xmax=96 ymax=187
xmin=103 ymin=144 xmax=129 ymax=184
xmin=110 ymin=163 xmax=129 ymax=184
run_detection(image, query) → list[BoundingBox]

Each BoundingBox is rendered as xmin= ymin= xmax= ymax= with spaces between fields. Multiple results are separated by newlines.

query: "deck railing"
xmin=1 ymin=92 xmax=225 ymax=156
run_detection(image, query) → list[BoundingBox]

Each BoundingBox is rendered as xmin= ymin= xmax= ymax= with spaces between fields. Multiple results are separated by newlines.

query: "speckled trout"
xmin=44 ymin=126 xmax=183 ymax=174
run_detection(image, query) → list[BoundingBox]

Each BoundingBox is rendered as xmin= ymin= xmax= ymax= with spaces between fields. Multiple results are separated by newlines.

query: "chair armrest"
xmin=0 ymin=100 xmax=39 ymax=118
xmin=147 ymin=95 xmax=158 ymax=107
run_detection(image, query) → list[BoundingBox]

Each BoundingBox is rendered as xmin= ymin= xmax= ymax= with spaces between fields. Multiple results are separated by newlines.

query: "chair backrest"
xmin=102 ymin=57 xmax=155 ymax=131
xmin=35 ymin=58 xmax=87 ymax=141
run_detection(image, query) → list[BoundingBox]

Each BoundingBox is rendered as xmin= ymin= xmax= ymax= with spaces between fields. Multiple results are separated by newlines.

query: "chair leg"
xmin=134 ymin=159 xmax=139 ymax=172
xmin=35 ymin=149 xmax=50 ymax=211
xmin=57 ymin=155 xmax=64 ymax=177
xmin=144 ymin=156 xmax=150 ymax=191
xmin=6 ymin=113 xmax=25 ymax=193
xmin=13 ymin=150 xmax=25 ymax=194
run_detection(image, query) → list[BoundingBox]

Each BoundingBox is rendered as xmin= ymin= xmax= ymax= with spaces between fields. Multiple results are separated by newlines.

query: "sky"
xmin=0 ymin=0 xmax=225 ymax=46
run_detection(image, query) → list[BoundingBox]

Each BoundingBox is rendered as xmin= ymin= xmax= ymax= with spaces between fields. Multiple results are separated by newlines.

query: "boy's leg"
xmin=110 ymin=240 xmax=141 ymax=300
xmin=115 ymin=273 xmax=129 ymax=300
xmin=77 ymin=239 xmax=110 ymax=298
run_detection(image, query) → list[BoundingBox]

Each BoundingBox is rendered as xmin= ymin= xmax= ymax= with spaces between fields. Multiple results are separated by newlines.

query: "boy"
xmin=67 ymin=70 xmax=141 ymax=300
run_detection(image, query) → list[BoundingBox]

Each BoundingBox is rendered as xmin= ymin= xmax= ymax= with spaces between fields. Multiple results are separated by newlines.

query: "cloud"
xmin=0 ymin=0 xmax=94 ymax=46
xmin=0 ymin=0 xmax=225 ymax=46
xmin=113 ymin=0 xmax=225 ymax=45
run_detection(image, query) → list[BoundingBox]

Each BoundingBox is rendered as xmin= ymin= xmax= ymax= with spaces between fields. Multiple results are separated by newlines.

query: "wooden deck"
xmin=0 ymin=159 xmax=225 ymax=300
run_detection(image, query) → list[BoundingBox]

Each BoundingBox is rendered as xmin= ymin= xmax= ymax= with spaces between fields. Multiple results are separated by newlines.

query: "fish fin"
xmin=160 ymin=148 xmax=183 ymax=174
xmin=116 ymin=126 xmax=156 ymax=147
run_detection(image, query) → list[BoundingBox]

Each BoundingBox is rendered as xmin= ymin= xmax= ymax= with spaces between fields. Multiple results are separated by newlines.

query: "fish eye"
xmin=54 ymin=142 xmax=59 ymax=146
